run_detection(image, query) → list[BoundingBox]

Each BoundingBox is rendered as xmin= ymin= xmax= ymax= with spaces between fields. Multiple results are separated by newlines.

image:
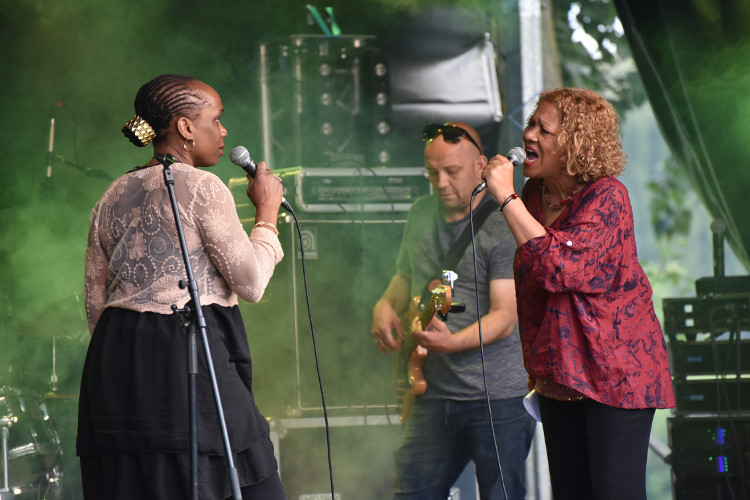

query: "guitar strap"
xmin=418 ymin=197 xmax=499 ymax=306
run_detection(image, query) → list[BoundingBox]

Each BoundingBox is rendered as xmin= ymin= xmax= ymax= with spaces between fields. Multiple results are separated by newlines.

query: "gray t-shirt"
xmin=395 ymin=194 xmax=528 ymax=400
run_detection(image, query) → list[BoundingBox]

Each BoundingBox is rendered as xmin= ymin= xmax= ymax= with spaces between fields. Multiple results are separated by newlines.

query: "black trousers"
xmin=538 ymin=396 xmax=655 ymax=500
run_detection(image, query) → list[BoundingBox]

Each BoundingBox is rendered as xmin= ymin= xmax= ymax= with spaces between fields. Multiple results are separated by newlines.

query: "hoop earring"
xmin=183 ymin=137 xmax=195 ymax=152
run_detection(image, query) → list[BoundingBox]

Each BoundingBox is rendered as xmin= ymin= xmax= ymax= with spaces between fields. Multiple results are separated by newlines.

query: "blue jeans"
xmin=393 ymin=397 xmax=535 ymax=500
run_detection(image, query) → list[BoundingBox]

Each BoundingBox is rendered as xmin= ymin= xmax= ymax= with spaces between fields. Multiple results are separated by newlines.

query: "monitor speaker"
xmin=241 ymin=213 xmax=407 ymax=418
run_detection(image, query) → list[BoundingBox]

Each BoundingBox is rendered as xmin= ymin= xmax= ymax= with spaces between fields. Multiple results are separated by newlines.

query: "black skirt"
xmin=77 ymin=305 xmax=279 ymax=500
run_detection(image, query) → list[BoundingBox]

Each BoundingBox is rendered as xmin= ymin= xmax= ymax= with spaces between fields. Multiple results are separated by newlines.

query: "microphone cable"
xmin=467 ymin=190 xmax=509 ymax=499
xmin=230 ymin=145 xmax=336 ymax=498
xmin=287 ymin=208 xmax=337 ymax=500
xmin=258 ymin=202 xmax=337 ymax=500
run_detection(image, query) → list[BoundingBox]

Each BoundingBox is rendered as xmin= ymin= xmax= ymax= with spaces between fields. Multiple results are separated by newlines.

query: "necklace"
xmin=128 ymin=154 xmax=189 ymax=173
xmin=128 ymin=163 xmax=157 ymax=173
xmin=542 ymin=180 xmax=580 ymax=210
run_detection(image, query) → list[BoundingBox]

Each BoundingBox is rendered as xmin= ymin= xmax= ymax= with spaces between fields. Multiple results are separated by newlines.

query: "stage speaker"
xmin=672 ymin=477 xmax=749 ymax=500
xmin=273 ymin=417 xmax=402 ymax=500
xmin=270 ymin=416 xmax=479 ymax=500
xmin=673 ymin=378 xmax=750 ymax=414
xmin=241 ymin=212 xmax=407 ymax=418
xmin=381 ymin=7 xmax=503 ymax=165
xmin=669 ymin=416 xmax=750 ymax=500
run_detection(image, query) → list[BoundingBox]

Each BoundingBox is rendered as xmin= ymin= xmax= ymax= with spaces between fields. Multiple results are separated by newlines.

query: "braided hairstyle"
xmin=122 ymin=74 xmax=208 ymax=147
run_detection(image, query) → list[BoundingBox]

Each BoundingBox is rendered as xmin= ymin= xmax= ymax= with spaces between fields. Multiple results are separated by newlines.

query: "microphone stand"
xmin=158 ymin=154 xmax=242 ymax=500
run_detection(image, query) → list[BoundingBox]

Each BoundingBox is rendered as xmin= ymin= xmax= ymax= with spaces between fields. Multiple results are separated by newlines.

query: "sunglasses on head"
xmin=422 ymin=123 xmax=483 ymax=155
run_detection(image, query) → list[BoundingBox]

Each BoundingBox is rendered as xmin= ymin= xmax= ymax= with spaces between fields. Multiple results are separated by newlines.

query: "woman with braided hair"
xmin=77 ymin=74 xmax=286 ymax=499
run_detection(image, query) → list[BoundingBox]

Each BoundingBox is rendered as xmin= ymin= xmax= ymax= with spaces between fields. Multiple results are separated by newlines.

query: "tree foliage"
xmin=551 ymin=0 xmax=647 ymax=116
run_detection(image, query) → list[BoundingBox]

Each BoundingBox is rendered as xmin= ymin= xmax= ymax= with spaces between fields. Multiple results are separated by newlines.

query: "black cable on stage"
xmin=708 ymin=306 xmax=746 ymax=500
xmin=467 ymin=190 xmax=509 ymax=499
xmin=287 ymin=210 xmax=337 ymax=500
xmin=229 ymin=146 xmax=336 ymax=497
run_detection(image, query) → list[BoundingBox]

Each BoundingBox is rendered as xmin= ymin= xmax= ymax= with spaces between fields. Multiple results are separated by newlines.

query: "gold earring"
xmin=183 ymin=137 xmax=195 ymax=152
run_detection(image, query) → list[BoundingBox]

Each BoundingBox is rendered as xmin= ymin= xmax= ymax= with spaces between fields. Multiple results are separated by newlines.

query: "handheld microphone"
xmin=472 ymin=146 xmax=526 ymax=195
xmin=230 ymin=145 xmax=293 ymax=213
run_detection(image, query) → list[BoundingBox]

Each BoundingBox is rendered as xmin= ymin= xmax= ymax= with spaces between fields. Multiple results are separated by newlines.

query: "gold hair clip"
xmin=123 ymin=115 xmax=156 ymax=147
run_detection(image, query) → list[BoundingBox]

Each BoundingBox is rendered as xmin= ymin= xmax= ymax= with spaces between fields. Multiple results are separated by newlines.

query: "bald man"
xmin=371 ymin=122 xmax=535 ymax=499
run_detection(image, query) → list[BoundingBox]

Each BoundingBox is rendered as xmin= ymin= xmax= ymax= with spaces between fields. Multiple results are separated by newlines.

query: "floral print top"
xmin=515 ymin=176 xmax=675 ymax=409
xmin=84 ymin=162 xmax=283 ymax=333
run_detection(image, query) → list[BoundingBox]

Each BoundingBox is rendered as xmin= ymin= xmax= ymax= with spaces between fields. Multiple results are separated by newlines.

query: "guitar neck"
xmin=418 ymin=288 xmax=447 ymax=329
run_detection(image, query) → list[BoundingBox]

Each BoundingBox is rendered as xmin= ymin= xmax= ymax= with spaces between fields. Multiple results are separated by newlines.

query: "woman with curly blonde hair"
xmin=481 ymin=87 xmax=674 ymax=500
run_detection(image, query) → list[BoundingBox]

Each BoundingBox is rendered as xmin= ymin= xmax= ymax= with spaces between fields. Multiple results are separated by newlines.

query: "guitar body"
xmin=394 ymin=281 xmax=451 ymax=422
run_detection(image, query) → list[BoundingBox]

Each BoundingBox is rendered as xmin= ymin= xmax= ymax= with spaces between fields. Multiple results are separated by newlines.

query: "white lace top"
xmin=84 ymin=162 xmax=283 ymax=334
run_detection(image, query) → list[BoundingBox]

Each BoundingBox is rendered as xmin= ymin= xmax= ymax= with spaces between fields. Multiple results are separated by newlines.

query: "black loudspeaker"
xmin=668 ymin=416 xmax=750 ymax=500
xmin=273 ymin=419 xmax=402 ymax=500
xmin=241 ymin=213 xmax=406 ymax=418
xmin=381 ymin=7 xmax=503 ymax=165
xmin=270 ymin=417 xmax=479 ymax=500
xmin=673 ymin=379 xmax=750 ymax=413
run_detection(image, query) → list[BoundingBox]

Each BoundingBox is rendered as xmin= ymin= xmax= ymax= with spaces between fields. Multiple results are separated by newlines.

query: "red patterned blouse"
xmin=515 ymin=176 xmax=675 ymax=409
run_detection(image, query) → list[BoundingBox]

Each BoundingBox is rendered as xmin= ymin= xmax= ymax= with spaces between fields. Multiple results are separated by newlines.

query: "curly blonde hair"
xmin=535 ymin=88 xmax=627 ymax=182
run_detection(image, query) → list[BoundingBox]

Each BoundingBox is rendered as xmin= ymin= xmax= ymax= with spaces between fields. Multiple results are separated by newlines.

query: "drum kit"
xmin=0 ymin=293 xmax=88 ymax=499
xmin=0 ymin=387 xmax=64 ymax=499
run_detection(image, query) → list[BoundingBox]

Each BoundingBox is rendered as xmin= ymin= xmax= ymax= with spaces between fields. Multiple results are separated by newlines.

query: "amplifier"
xmin=671 ymin=449 xmax=748 ymax=477
xmin=295 ymin=167 xmax=430 ymax=213
xmin=228 ymin=166 xmax=431 ymax=214
xmin=669 ymin=416 xmax=750 ymax=500
xmin=270 ymin=416 xmax=478 ymax=500
xmin=696 ymin=276 xmax=750 ymax=297
xmin=673 ymin=378 xmax=750 ymax=413
xmin=669 ymin=415 xmax=750 ymax=453
xmin=663 ymin=295 xmax=750 ymax=339
xmin=669 ymin=339 xmax=750 ymax=377
xmin=663 ymin=294 xmax=750 ymax=382
xmin=672 ymin=477 xmax=749 ymax=500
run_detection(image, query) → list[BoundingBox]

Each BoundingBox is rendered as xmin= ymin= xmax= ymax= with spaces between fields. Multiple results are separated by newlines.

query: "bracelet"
xmin=500 ymin=193 xmax=518 ymax=211
xmin=253 ymin=221 xmax=279 ymax=235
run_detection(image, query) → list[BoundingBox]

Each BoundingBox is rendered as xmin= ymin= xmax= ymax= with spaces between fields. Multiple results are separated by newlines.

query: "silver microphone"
xmin=472 ymin=147 xmax=526 ymax=195
xmin=230 ymin=145 xmax=293 ymax=213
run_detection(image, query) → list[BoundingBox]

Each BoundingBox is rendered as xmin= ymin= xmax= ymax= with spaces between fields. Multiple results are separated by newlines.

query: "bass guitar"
xmin=393 ymin=281 xmax=452 ymax=422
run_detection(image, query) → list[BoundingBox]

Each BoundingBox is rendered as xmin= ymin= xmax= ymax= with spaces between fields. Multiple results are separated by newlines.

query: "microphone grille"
xmin=507 ymin=147 xmax=526 ymax=166
xmin=230 ymin=145 xmax=250 ymax=166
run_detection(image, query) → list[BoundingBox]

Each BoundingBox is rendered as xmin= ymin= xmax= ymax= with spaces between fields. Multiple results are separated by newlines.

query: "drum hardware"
xmin=50 ymin=336 xmax=58 ymax=393
xmin=0 ymin=387 xmax=63 ymax=496
xmin=45 ymin=335 xmax=79 ymax=400
xmin=1 ymin=413 xmax=17 ymax=499
xmin=10 ymin=464 xmax=63 ymax=499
